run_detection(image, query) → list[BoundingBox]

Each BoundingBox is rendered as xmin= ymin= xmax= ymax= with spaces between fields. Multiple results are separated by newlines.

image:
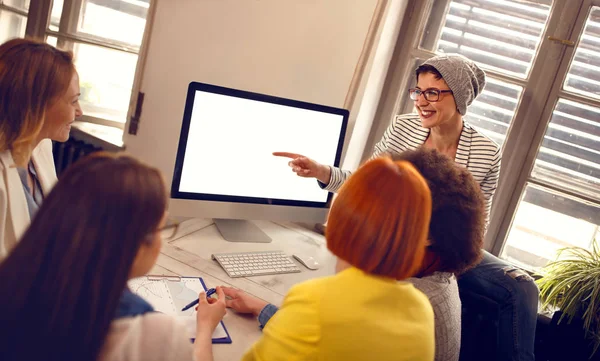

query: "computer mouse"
xmin=293 ymin=254 xmax=320 ymax=270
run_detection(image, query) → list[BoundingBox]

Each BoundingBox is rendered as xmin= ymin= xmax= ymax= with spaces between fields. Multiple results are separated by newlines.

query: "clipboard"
xmin=128 ymin=275 xmax=232 ymax=344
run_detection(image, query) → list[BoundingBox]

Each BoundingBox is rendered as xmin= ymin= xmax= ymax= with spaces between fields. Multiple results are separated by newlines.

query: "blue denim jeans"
xmin=458 ymin=251 xmax=539 ymax=361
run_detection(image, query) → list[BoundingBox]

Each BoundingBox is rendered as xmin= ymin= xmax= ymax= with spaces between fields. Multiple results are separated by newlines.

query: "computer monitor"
xmin=171 ymin=82 xmax=348 ymax=243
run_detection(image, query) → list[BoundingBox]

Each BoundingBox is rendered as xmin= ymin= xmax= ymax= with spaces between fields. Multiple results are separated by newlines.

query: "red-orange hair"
xmin=326 ymin=157 xmax=432 ymax=280
xmin=0 ymin=38 xmax=74 ymax=166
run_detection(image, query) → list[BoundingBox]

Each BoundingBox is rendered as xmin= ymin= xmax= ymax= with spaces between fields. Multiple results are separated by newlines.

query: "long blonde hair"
xmin=0 ymin=38 xmax=75 ymax=166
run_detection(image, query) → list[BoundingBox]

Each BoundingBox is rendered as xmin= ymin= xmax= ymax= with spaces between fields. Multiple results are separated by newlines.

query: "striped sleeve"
xmin=480 ymin=148 xmax=501 ymax=229
xmin=320 ymin=117 xmax=399 ymax=193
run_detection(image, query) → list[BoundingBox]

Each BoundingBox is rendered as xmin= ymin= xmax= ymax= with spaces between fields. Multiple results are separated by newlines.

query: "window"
xmin=423 ymin=0 xmax=552 ymax=78
xmin=0 ymin=0 xmax=29 ymax=43
xmin=504 ymin=185 xmax=600 ymax=268
xmin=2 ymin=0 xmax=151 ymax=131
xmin=400 ymin=0 xmax=551 ymax=147
xmin=386 ymin=0 xmax=599 ymax=270
xmin=502 ymin=6 xmax=600 ymax=269
xmin=47 ymin=0 xmax=150 ymax=128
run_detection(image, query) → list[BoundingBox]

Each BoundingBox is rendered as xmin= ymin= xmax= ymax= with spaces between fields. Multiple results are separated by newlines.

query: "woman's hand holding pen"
xmin=194 ymin=286 xmax=226 ymax=361
xmin=195 ymin=286 xmax=226 ymax=332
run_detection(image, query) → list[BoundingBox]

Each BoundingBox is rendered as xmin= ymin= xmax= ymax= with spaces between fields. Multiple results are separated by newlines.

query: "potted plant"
xmin=536 ymin=240 xmax=600 ymax=360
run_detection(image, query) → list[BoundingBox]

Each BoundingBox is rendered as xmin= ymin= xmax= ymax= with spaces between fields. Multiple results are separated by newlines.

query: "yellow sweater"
xmin=242 ymin=267 xmax=435 ymax=361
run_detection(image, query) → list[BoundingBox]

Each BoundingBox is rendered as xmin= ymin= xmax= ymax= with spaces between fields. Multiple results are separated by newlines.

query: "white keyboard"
xmin=211 ymin=251 xmax=301 ymax=278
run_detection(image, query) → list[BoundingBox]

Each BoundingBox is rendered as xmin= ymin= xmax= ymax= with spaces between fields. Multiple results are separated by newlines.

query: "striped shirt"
xmin=322 ymin=113 xmax=501 ymax=225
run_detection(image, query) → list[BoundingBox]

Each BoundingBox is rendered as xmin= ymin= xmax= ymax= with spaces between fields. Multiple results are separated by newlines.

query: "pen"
xmin=181 ymin=288 xmax=217 ymax=311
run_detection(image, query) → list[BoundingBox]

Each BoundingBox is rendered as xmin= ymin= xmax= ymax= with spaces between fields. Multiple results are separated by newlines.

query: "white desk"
xmin=149 ymin=219 xmax=336 ymax=361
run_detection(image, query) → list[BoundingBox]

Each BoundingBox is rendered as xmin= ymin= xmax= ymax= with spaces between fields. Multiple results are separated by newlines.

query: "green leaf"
xmin=537 ymin=238 xmax=600 ymax=359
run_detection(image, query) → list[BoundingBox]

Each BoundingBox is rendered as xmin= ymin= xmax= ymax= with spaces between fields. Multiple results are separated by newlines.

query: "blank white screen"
xmin=178 ymin=91 xmax=344 ymax=203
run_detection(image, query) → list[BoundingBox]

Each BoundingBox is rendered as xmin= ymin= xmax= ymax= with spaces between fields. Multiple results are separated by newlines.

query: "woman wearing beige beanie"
xmin=276 ymin=54 xmax=538 ymax=361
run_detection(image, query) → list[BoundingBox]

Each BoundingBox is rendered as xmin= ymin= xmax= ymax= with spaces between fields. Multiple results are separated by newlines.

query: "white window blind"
xmin=422 ymin=0 xmax=552 ymax=147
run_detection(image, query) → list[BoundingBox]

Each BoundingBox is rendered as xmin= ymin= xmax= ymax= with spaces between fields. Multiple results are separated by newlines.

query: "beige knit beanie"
xmin=421 ymin=54 xmax=486 ymax=115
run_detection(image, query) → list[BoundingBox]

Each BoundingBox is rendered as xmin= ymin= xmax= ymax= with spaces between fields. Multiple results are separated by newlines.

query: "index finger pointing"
xmin=273 ymin=152 xmax=303 ymax=159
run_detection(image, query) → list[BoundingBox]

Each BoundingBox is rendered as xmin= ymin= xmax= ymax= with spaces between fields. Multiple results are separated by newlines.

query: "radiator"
xmin=52 ymin=138 xmax=101 ymax=176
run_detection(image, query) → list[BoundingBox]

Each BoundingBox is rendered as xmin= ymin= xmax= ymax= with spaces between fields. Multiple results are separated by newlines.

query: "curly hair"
xmin=390 ymin=148 xmax=485 ymax=275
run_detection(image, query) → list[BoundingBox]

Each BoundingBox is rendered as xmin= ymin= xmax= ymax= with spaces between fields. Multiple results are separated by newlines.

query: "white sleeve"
xmin=321 ymin=117 xmax=399 ymax=193
xmin=101 ymin=314 xmax=195 ymax=361
xmin=480 ymin=149 xmax=501 ymax=230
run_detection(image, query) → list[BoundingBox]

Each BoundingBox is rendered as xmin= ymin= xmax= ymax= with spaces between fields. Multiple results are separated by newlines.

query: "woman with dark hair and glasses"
xmin=273 ymin=54 xmax=539 ymax=361
xmin=0 ymin=152 xmax=226 ymax=361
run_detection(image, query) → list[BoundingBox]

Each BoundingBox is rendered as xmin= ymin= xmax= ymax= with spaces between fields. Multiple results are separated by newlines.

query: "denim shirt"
xmin=258 ymin=303 xmax=279 ymax=329
xmin=16 ymin=162 xmax=43 ymax=218
xmin=115 ymin=289 xmax=155 ymax=319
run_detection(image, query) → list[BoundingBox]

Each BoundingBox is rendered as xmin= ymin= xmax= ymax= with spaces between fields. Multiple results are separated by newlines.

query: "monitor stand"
xmin=214 ymin=219 xmax=272 ymax=243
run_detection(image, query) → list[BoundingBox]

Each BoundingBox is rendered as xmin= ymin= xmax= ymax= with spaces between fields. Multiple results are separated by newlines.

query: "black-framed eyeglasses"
xmin=156 ymin=219 xmax=180 ymax=241
xmin=408 ymin=88 xmax=453 ymax=102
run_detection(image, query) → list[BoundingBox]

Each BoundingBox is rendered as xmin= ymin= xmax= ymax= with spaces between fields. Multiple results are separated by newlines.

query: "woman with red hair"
xmin=196 ymin=157 xmax=435 ymax=361
xmin=0 ymin=38 xmax=83 ymax=260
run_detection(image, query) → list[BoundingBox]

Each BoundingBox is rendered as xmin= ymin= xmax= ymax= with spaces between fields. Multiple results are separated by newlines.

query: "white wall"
xmin=124 ymin=0 xmax=379 ymax=189
xmin=341 ymin=0 xmax=408 ymax=171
